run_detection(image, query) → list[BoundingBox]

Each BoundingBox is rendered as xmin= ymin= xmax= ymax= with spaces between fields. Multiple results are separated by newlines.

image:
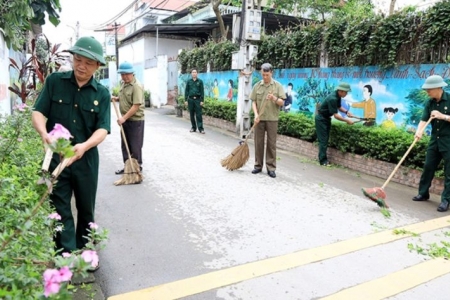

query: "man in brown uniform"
xmin=250 ymin=63 xmax=286 ymax=178
xmin=113 ymin=61 xmax=145 ymax=174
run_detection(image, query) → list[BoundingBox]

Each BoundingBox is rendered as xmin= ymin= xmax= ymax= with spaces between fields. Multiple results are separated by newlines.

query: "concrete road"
xmin=94 ymin=107 xmax=450 ymax=300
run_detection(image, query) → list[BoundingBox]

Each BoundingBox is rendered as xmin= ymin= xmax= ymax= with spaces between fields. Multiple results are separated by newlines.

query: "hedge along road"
xmin=94 ymin=106 xmax=450 ymax=299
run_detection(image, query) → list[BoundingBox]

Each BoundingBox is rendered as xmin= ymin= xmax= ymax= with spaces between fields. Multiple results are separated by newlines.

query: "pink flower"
xmin=58 ymin=266 xmax=72 ymax=282
xmin=13 ymin=103 xmax=28 ymax=111
xmin=81 ymin=250 xmax=99 ymax=268
xmin=43 ymin=269 xmax=61 ymax=297
xmin=62 ymin=252 xmax=71 ymax=258
xmin=48 ymin=213 xmax=61 ymax=220
xmin=48 ymin=123 xmax=73 ymax=140
xmin=89 ymin=222 xmax=99 ymax=230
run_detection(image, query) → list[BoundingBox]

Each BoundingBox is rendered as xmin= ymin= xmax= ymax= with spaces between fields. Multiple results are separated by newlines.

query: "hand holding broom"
xmin=221 ymin=97 xmax=270 ymax=171
xmin=362 ymin=117 xmax=433 ymax=208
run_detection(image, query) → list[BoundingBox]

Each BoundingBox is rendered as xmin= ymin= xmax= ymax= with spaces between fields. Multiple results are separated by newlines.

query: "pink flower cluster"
xmin=81 ymin=250 xmax=99 ymax=268
xmin=48 ymin=213 xmax=61 ymax=220
xmin=89 ymin=222 xmax=99 ymax=230
xmin=13 ymin=103 xmax=28 ymax=111
xmin=43 ymin=266 xmax=72 ymax=297
xmin=48 ymin=123 xmax=73 ymax=140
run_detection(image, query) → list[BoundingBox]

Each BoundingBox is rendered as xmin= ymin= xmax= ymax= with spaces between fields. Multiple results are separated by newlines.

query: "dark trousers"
xmin=418 ymin=145 xmax=450 ymax=204
xmin=315 ymin=114 xmax=331 ymax=165
xmin=254 ymin=120 xmax=278 ymax=171
xmin=188 ymin=98 xmax=203 ymax=131
xmin=121 ymin=120 xmax=144 ymax=165
xmin=50 ymin=148 xmax=99 ymax=253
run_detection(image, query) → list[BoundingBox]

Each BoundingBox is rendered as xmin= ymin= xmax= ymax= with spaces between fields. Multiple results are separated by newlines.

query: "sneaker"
xmin=199 ymin=130 xmax=205 ymax=134
xmin=115 ymin=169 xmax=124 ymax=175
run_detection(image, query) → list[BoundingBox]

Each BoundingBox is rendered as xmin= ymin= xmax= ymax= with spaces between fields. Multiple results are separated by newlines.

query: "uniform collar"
xmin=259 ymin=79 xmax=274 ymax=86
xmin=123 ymin=77 xmax=137 ymax=86
xmin=64 ymin=71 xmax=99 ymax=91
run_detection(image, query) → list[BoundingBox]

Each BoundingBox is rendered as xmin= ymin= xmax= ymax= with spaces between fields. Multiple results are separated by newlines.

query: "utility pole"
xmin=114 ymin=22 xmax=119 ymax=69
xmin=232 ymin=0 xmax=261 ymax=138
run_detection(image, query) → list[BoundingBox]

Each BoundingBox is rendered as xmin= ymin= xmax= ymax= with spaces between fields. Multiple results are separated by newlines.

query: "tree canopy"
xmin=0 ymin=0 xmax=61 ymax=51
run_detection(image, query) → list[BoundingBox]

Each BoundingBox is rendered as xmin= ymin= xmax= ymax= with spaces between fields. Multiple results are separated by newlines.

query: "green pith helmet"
xmin=335 ymin=82 xmax=351 ymax=92
xmin=67 ymin=36 xmax=106 ymax=66
xmin=117 ymin=62 xmax=135 ymax=74
xmin=422 ymin=75 xmax=448 ymax=89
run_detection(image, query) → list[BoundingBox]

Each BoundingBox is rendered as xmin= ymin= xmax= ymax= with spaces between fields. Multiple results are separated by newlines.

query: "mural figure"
xmin=351 ymin=84 xmax=376 ymax=126
xmin=227 ymin=79 xmax=234 ymax=102
xmin=213 ymin=78 xmax=219 ymax=100
xmin=381 ymin=107 xmax=398 ymax=129
xmin=282 ymin=83 xmax=293 ymax=112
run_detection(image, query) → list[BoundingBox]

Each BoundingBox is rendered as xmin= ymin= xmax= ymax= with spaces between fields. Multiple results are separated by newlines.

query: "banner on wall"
xmin=178 ymin=64 xmax=450 ymax=133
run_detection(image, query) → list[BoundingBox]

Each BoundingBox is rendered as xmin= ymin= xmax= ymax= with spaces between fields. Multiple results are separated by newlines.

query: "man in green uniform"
xmin=184 ymin=69 xmax=205 ymax=134
xmin=315 ymin=82 xmax=354 ymax=166
xmin=412 ymin=75 xmax=450 ymax=212
xmin=250 ymin=63 xmax=286 ymax=178
xmin=112 ymin=61 xmax=145 ymax=175
xmin=32 ymin=36 xmax=111 ymax=255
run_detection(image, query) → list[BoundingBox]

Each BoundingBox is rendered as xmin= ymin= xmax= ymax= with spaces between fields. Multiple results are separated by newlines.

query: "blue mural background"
xmin=178 ymin=64 xmax=450 ymax=132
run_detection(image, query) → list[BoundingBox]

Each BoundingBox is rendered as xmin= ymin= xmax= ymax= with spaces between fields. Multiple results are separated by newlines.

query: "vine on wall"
xmin=178 ymin=0 xmax=450 ymax=73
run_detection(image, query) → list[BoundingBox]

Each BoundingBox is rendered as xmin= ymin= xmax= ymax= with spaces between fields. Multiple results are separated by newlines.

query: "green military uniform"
xmin=417 ymin=91 xmax=450 ymax=204
xmin=315 ymin=91 xmax=342 ymax=165
xmin=185 ymin=77 xmax=204 ymax=132
xmin=34 ymin=70 xmax=110 ymax=252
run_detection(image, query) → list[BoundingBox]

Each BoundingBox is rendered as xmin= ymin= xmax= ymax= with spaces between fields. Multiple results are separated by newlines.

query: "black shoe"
xmin=437 ymin=202 xmax=449 ymax=212
xmin=252 ymin=168 xmax=262 ymax=174
xmin=199 ymin=130 xmax=205 ymax=134
xmin=115 ymin=169 xmax=124 ymax=175
xmin=412 ymin=194 xmax=429 ymax=201
xmin=190 ymin=129 xmax=196 ymax=132
xmin=268 ymin=170 xmax=276 ymax=178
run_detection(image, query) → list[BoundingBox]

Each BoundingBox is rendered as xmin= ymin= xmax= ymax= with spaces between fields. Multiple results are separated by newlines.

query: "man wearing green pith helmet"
xmin=32 ymin=36 xmax=111 ymax=260
xmin=315 ymin=82 xmax=355 ymax=167
xmin=412 ymin=75 xmax=450 ymax=212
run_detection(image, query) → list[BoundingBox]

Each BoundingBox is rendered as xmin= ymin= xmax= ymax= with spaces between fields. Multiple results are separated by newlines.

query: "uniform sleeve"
xmin=250 ymin=85 xmax=257 ymax=101
xmin=276 ymin=83 xmax=285 ymax=100
xmin=200 ymin=80 xmax=205 ymax=100
xmin=97 ymin=88 xmax=111 ymax=134
xmin=185 ymin=81 xmax=189 ymax=100
xmin=132 ymin=84 xmax=144 ymax=105
xmin=33 ymin=74 xmax=54 ymax=117
xmin=421 ymin=100 xmax=432 ymax=122
xmin=328 ymin=96 xmax=338 ymax=114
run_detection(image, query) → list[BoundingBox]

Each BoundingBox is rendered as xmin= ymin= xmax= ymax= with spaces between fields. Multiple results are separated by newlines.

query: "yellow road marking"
xmin=109 ymin=216 xmax=450 ymax=300
xmin=321 ymin=258 xmax=450 ymax=300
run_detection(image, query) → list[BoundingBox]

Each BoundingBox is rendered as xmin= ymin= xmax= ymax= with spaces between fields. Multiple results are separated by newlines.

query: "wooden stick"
xmin=381 ymin=118 xmax=432 ymax=189
xmin=112 ymin=100 xmax=137 ymax=175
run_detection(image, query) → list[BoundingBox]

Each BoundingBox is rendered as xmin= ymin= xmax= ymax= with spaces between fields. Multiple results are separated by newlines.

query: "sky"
xmin=42 ymin=0 xmax=135 ymax=50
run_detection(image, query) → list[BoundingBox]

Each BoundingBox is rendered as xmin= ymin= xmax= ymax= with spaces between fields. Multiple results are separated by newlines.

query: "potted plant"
xmin=144 ymin=90 xmax=151 ymax=107
xmin=175 ymin=95 xmax=185 ymax=118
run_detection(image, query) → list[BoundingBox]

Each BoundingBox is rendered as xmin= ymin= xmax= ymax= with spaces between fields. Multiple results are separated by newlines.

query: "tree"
xmin=270 ymin=0 xmax=373 ymax=21
xmin=0 ymin=0 xmax=61 ymax=51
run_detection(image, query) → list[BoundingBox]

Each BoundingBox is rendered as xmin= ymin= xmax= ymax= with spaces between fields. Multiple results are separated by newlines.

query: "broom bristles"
xmin=221 ymin=142 xmax=250 ymax=171
xmin=114 ymin=158 xmax=143 ymax=185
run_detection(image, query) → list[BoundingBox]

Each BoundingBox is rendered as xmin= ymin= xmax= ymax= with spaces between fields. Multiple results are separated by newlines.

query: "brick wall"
xmin=182 ymin=112 xmax=444 ymax=195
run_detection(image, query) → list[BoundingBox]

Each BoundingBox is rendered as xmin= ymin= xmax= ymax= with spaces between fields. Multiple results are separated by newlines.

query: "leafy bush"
xmin=0 ymin=105 xmax=108 ymax=298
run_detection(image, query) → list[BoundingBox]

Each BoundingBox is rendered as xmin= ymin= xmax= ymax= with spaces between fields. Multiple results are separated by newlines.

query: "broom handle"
xmin=381 ymin=117 xmax=432 ymax=189
xmin=243 ymin=97 xmax=270 ymax=142
xmin=112 ymin=100 xmax=136 ymax=174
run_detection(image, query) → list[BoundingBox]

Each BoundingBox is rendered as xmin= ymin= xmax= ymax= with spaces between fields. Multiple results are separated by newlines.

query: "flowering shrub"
xmin=0 ymin=105 xmax=108 ymax=299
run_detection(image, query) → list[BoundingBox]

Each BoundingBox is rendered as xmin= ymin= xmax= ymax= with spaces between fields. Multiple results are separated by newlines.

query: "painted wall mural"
xmin=178 ymin=64 xmax=450 ymax=133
